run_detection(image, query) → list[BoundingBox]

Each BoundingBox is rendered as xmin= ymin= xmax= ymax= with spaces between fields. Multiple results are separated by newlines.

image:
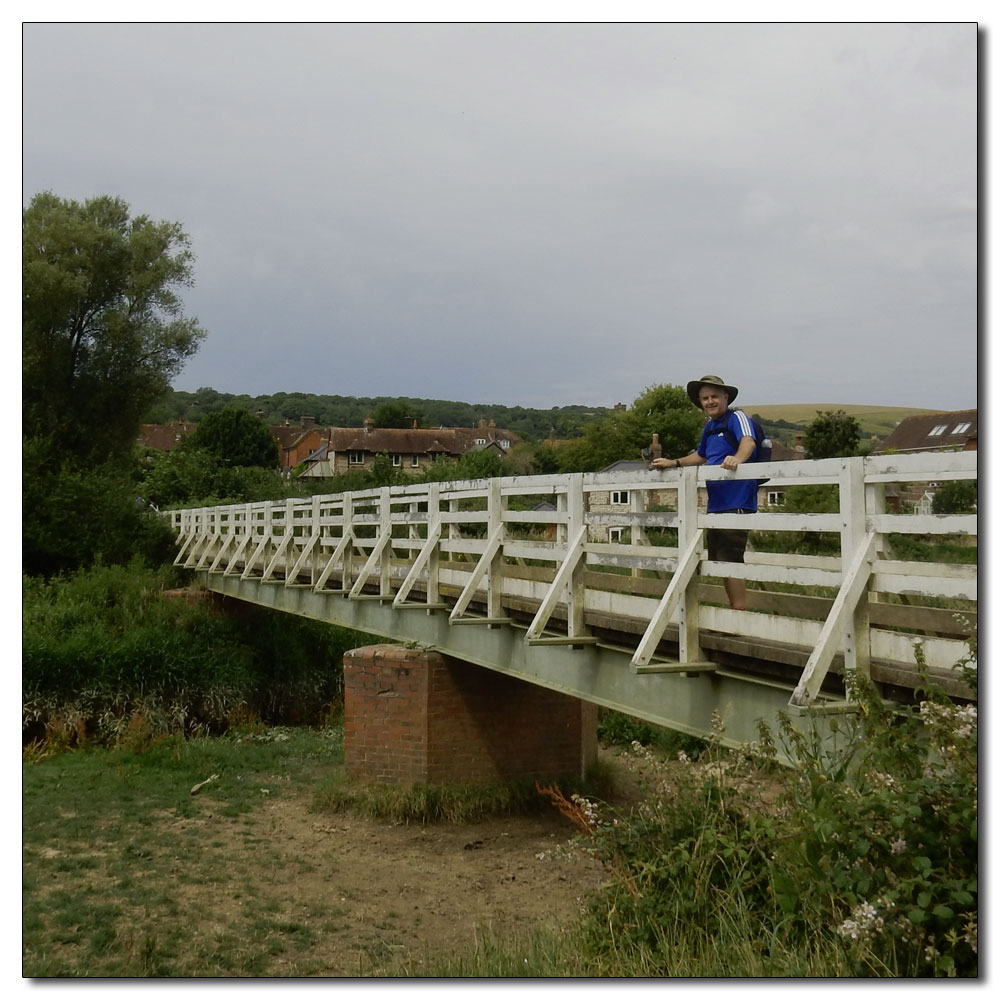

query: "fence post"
xmin=426 ymin=482 xmax=441 ymax=605
xmin=486 ymin=476 xmax=504 ymax=620
xmin=840 ymin=457 xmax=872 ymax=686
xmin=566 ymin=473 xmax=587 ymax=639
xmin=677 ymin=466 xmax=703 ymax=663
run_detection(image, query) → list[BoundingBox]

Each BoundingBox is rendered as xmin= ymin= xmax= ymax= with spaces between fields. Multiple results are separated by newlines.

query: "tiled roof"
xmin=876 ymin=409 xmax=977 ymax=453
xmin=325 ymin=426 xmax=521 ymax=456
xmin=600 ymin=460 xmax=649 ymax=472
xmin=137 ymin=422 xmax=197 ymax=450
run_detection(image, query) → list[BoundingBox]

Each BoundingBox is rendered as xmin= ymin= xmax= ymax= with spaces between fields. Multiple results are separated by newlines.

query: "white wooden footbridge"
xmin=170 ymin=451 xmax=977 ymax=761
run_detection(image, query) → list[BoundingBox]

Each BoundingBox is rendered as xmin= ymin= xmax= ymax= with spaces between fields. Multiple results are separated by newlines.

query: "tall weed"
xmin=547 ymin=648 xmax=977 ymax=977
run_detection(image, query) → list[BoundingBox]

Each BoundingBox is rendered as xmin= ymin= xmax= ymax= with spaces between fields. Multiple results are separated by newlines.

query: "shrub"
xmin=597 ymin=709 xmax=705 ymax=759
xmin=23 ymin=439 xmax=176 ymax=576
xmin=22 ymin=561 xmax=374 ymax=744
xmin=557 ymin=651 xmax=977 ymax=977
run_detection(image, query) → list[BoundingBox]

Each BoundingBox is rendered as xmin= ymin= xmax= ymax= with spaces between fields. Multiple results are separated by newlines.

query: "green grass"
xmin=22 ymin=726 xmax=344 ymax=977
xmin=743 ymin=403 xmax=941 ymax=439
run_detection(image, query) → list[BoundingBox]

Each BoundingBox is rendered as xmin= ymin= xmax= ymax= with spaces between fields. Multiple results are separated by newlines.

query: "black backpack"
xmin=715 ymin=411 xmax=772 ymax=485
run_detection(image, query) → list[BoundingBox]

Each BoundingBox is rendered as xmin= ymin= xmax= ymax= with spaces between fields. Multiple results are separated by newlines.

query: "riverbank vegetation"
xmin=22 ymin=655 xmax=977 ymax=977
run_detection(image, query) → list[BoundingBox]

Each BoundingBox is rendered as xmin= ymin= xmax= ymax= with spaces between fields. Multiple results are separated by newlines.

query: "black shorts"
xmin=706 ymin=508 xmax=752 ymax=563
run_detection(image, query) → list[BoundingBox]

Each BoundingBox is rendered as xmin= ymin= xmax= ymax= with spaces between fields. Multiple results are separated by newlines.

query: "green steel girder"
xmin=196 ymin=571 xmax=852 ymax=767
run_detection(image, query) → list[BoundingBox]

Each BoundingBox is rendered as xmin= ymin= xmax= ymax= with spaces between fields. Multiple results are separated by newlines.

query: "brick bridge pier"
xmin=343 ymin=645 xmax=598 ymax=786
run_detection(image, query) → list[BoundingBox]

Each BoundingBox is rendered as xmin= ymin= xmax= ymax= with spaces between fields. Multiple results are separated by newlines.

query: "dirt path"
xmin=165 ymin=748 xmax=670 ymax=977
xmin=246 ymin=798 xmax=607 ymax=975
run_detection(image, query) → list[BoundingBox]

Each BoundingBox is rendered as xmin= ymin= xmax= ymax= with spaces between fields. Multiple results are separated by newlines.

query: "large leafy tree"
xmin=185 ymin=407 xmax=279 ymax=469
xmin=558 ymin=384 xmax=704 ymax=472
xmin=372 ymin=399 xmax=424 ymax=428
xmin=23 ymin=192 xmax=205 ymax=464
xmin=803 ymin=409 xmax=863 ymax=459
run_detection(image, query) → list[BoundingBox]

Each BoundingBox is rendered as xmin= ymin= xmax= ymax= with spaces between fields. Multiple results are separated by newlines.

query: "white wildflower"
xmin=963 ymin=916 xmax=978 ymax=954
xmin=836 ymin=900 xmax=884 ymax=941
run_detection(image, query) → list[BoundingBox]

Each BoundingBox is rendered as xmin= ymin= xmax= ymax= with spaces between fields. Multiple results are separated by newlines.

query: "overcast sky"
xmin=22 ymin=20 xmax=978 ymax=412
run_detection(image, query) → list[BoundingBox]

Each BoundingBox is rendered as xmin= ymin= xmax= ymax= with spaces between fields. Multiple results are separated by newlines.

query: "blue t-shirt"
xmin=697 ymin=409 xmax=759 ymax=513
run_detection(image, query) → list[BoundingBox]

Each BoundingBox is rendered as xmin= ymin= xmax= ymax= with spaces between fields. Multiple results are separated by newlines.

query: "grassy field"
xmin=741 ymin=403 xmax=942 ymax=438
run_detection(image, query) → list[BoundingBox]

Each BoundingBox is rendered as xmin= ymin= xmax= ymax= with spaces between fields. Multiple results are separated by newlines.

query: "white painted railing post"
xmin=425 ymin=483 xmax=441 ymax=605
xmin=841 ymin=457 xmax=872 ymax=685
xmin=309 ymin=494 xmax=322 ymax=584
xmin=379 ymin=486 xmax=392 ymax=595
xmin=677 ymin=465 xmax=704 ymax=663
xmin=487 ymin=477 xmax=504 ymax=620
xmin=566 ymin=473 xmax=587 ymax=639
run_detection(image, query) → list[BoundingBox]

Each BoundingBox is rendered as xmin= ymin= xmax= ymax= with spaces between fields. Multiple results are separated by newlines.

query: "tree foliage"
xmin=185 ymin=407 xmax=279 ymax=469
xmin=371 ymin=400 xmax=424 ymax=428
xmin=23 ymin=192 xmax=204 ymax=465
xmin=932 ymin=479 xmax=977 ymax=515
xmin=557 ymin=384 xmax=704 ymax=472
xmin=804 ymin=409 xmax=863 ymax=459
xmin=22 ymin=438 xmax=176 ymax=577
xmin=146 ymin=387 xmax=611 ymax=441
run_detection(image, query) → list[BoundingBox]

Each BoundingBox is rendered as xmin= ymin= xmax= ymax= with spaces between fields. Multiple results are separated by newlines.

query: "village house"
xmin=287 ymin=417 xmax=521 ymax=477
xmin=137 ymin=421 xmax=198 ymax=451
xmin=137 ymin=414 xmax=521 ymax=477
xmin=874 ymin=409 xmax=977 ymax=455
xmin=873 ymin=408 xmax=977 ymax=513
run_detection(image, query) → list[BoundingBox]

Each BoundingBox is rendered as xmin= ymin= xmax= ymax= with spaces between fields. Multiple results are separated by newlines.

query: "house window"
xmin=348 ymin=451 xmax=364 ymax=465
xmin=767 ymin=490 xmax=785 ymax=506
xmin=927 ymin=425 xmax=948 ymax=436
xmin=411 ymin=455 xmax=420 ymax=467
xmin=611 ymin=490 xmax=630 ymax=505
xmin=952 ymin=422 xmax=971 ymax=434
xmin=475 ymin=437 xmax=486 ymax=445
xmin=391 ymin=454 xmax=401 ymax=467
xmin=500 ymin=439 xmax=510 ymax=449
xmin=609 ymin=527 xmax=625 ymax=543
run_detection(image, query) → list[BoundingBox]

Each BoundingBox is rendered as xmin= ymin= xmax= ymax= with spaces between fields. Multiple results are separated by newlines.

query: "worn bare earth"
xmin=161 ymin=747 xmax=662 ymax=976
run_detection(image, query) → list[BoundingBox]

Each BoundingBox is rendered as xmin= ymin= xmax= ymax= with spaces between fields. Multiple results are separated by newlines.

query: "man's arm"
xmin=651 ymin=452 xmax=706 ymax=470
xmin=720 ymin=435 xmax=756 ymax=470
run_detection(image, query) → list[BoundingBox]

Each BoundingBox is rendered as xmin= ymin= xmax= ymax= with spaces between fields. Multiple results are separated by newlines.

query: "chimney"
xmin=795 ymin=433 xmax=805 ymax=452
xmin=412 ymin=419 xmax=418 ymax=429
xmin=302 ymin=415 xmax=315 ymax=429
xmin=649 ymin=433 xmax=662 ymax=460
xmin=364 ymin=416 xmax=374 ymax=433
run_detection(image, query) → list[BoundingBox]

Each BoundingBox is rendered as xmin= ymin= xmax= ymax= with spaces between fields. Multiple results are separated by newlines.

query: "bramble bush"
xmin=22 ymin=560 xmax=376 ymax=747
xmin=551 ymin=639 xmax=977 ymax=977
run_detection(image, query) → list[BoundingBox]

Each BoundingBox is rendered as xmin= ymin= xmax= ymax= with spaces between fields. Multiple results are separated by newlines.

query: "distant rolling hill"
xmin=740 ymin=404 xmax=943 ymax=440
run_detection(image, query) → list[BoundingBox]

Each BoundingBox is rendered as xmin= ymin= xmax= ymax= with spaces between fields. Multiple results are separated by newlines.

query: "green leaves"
xmin=803 ymin=409 xmax=863 ymax=459
xmin=557 ymin=383 xmax=703 ymax=472
xmin=23 ymin=192 xmax=205 ymax=466
xmin=187 ymin=407 xmax=279 ymax=469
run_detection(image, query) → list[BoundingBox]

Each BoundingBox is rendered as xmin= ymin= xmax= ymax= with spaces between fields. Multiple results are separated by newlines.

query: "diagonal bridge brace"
xmin=631 ymin=528 xmax=704 ymax=671
xmin=790 ymin=530 xmax=878 ymax=708
xmin=524 ymin=526 xmax=587 ymax=643
xmin=449 ymin=524 xmax=505 ymax=623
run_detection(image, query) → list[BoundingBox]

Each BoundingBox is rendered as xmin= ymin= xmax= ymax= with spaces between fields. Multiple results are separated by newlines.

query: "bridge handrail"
xmin=169 ymin=451 xmax=977 ymax=707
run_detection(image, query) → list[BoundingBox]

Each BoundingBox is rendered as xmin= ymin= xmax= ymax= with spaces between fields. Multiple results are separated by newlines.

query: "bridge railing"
xmin=170 ymin=450 xmax=977 ymax=708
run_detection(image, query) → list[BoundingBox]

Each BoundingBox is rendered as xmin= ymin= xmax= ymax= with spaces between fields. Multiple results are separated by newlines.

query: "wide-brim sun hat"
xmin=686 ymin=375 xmax=739 ymax=408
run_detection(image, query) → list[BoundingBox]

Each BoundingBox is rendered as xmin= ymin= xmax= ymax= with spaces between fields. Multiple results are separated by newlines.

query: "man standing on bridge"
xmin=650 ymin=374 xmax=758 ymax=611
